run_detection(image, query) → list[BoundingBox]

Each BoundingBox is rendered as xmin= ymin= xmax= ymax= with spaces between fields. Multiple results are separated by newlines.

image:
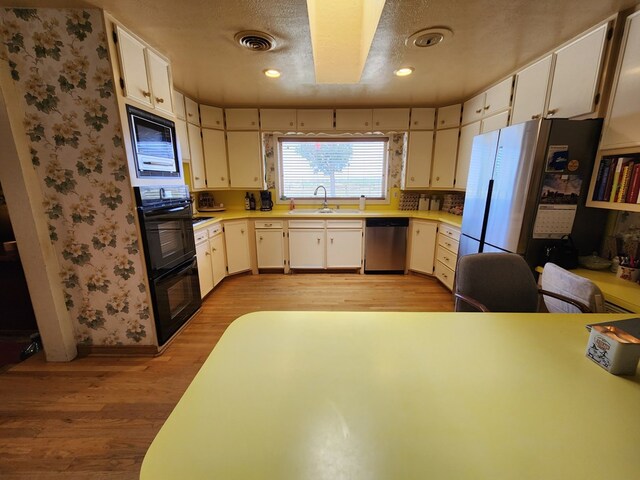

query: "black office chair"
xmin=454 ymin=253 xmax=591 ymax=313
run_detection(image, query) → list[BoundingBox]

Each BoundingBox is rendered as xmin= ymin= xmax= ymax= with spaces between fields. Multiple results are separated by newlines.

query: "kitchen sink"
xmin=288 ymin=209 xmax=362 ymax=215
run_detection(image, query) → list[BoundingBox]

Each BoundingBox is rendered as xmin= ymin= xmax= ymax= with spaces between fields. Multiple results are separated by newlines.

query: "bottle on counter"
xmin=244 ymin=192 xmax=250 ymax=210
xmin=249 ymin=193 xmax=256 ymax=210
xmin=359 ymin=195 xmax=366 ymax=211
xmin=418 ymin=194 xmax=429 ymax=211
xmin=289 ymin=198 xmax=295 ymax=210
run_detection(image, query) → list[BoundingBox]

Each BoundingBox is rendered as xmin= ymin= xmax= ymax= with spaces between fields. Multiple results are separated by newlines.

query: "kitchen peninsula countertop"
xmin=193 ymin=209 xmax=463 ymax=228
xmin=141 ymin=311 xmax=640 ymax=479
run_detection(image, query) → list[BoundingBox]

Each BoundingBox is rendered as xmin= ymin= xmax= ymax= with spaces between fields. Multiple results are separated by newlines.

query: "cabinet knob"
xmin=265 ymin=223 xmax=272 ymax=227
xmin=259 ymin=236 xmax=263 ymax=241
xmin=475 ymin=109 xmax=482 ymax=114
xmin=188 ymin=112 xmax=193 ymax=117
xmin=317 ymin=238 xmax=321 ymax=244
xmin=411 ymin=176 xmax=415 ymax=181
xmin=436 ymin=176 xmax=440 ymax=181
xmin=251 ymin=121 xmax=256 ymax=125
xmin=330 ymin=238 xmax=334 ymax=244
xmin=484 ymin=105 xmax=490 ymax=110
xmin=531 ymin=114 xmax=541 ymax=120
xmin=254 ymin=177 xmax=258 ymax=181
xmin=216 ymin=120 xmax=220 ymax=124
xmin=416 ymin=230 xmax=420 ymax=235
xmin=156 ymin=97 xmax=164 ymax=104
xmin=289 ymin=122 xmax=294 ymax=126
xmin=444 ymin=256 xmax=450 ymax=261
xmin=300 ymin=122 xmax=305 ymax=126
xmin=142 ymin=91 xmax=151 ymax=98
xmin=205 ymin=251 xmax=210 ymax=256
xmin=195 ymin=176 xmax=200 ymax=180
xmin=376 ymin=121 xmax=380 ymax=126
xmin=365 ymin=121 xmax=369 ymax=126
xmin=221 ymin=177 xmax=225 ymax=181
xmin=445 ymin=242 xmax=451 ymax=247
xmin=440 ymin=119 xmax=445 ymax=124
xmin=547 ymin=108 xmax=558 ymax=116
xmin=241 ymin=229 xmax=245 ymax=234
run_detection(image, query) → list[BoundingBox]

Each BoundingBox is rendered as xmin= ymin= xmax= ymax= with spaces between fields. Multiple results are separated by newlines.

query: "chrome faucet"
xmin=314 ymin=185 xmax=329 ymax=210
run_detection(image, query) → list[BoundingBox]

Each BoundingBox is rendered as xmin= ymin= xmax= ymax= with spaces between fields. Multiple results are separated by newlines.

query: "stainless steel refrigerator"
xmin=459 ymin=118 xmax=608 ymax=267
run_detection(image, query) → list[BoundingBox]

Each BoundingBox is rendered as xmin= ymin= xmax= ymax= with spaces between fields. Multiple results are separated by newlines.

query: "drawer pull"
xmin=445 ymin=242 xmax=452 ymax=247
xmin=444 ymin=256 xmax=450 ymax=261
xmin=155 ymin=97 xmax=164 ymax=104
xmin=475 ymin=109 xmax=482 ymax=114
xmin=205 ymin=251 xmax=210 ymax=256
xmin=142 ymin=91 xmax=151 ymax=97
xmin=317 ymin=238 xmax=321 ymax=244
xmin=265 ymin=223 xmax=272 ymax=227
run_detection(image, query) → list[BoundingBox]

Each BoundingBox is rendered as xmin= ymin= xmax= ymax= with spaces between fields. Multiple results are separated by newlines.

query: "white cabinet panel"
xmin=200 ymin=105 xmax=224 ymax=130
xmin=434 ymin=261 xmax=455 ymax=290
xmin=335 ymin=109 xmax=373 ymax=130
xmin=175 ymin=118 xmax=190 ymax=162
xmin=547 ymin=24 xmax=608 ymax=119
xmin=462 ymin=93 xmax=484 ymax=126
xmin=326 ymin=229 xmax=362 ymax=268
xmin=480 ymin=111 xmax=509 ymax=133
xmin=289 ymin=229 xmax=325 ymax=268
xmin=202 ymin=129 xmax=228 ymax=189
xmin=409 ymin=220 xmax=437 ymax=274
xmin=431 ymin=128 xmax=459 ymax=188
xmin=455 ymin=121 xmax=481 ymax=191
xmin=146 ymin=49 xmax=173 ymax=115
xmin=410 ymin=108 xmax=436 ymax=130
xmin=174 ymin=90 xmax=186 ymax=120
xmin=372 ymin=108 xmax=410 ymax=130
xmin=225 ymin=108 xmax=260 ymax=130
xmin=115 ymin=26 xmax=152 ymax=108
xmin=185 ymin=97 xmax=200 ymax=125
xmin=297 ymin=109 xmax=334 ymax=131
xmin=260 ymin=109 xmax=296 ymax=131
xmin=483 ymin=77 xmax=513 ymax=117
xmin=210 ymin=233 xmax=226 ymax=287
xmin=511 ymin=55 xmax=553 ymax=125
xmin=195 ymin=240 xmax=213 ymax=298
xmin=601 ymin=11 xmax=640 ymax=149
xmin=224 ymin=220 xmax=251 ymax=274
xmin=436 ymin=104 xmax=461 ymax=129
xmin=255 ymin=229 xmax=285 ymax=268
xmin=187 ymin=122 xmax=205 ymax=189
xmin=404 ymin=130 xmax=434 ymax=189
xmin=226 ymin=131 xmax=263 ymax=188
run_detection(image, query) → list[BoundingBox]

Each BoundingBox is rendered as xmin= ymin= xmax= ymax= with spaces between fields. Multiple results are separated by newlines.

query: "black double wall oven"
xmin=135 ymin=186 xmax=201 ymax=345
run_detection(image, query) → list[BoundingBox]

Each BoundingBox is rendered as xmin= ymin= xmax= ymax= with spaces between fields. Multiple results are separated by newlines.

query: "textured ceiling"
xmin=3 ymin=0 xmax=639 ymax=107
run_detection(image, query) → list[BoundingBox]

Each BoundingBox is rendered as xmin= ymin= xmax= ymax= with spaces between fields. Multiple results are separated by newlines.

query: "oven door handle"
xmin=143 ymin=205 xmax=190 ymax=217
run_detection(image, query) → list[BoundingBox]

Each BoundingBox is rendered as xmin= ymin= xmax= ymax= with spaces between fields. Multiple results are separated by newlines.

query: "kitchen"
xmin=1 ymin=1 xmax=640 ymax=478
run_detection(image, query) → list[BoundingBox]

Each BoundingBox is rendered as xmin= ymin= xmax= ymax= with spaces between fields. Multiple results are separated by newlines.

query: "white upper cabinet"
xmin=260 ymin=109 xmax=297 ymax=131
xmin=511 ymin=55 xmax=553 ymax=124
xmin=404 ymin=130 xmax=434 ymax=189
xmin=188 ymin=122 xmax=205 ymax=189
xmin=372 ymin=108 xmax=410 ymax=130
xmin=431 ymin=128 xmax=459 ymax=188
xmin=601 ymin=10 xmax=640 ymax=149
xmin=185 ymin=97 xmax=200 ymax=126
xmin=547 ymin=24 xmax=608 ymax=119
xmin=462 ymin=77 xmax=512 ymax=125
xmin=225 ymin=109 xmax=260 ymax=130
xmin=226 ymin=131 xmax=263 ymax=188
xmin=455 ymin=122 xmax=481 ymax=191
xmin=175 ymin=118 xmax=190 ymax=162
xmin=480 ymin=110 xmax=509 ymax=133
xmin=335 ymin=109 xmax=373 ymax=130
xmin=410 ymin=108 xmax=436 ymax=130
xmin=202 ymin=129 xmax=229 ymax=189
xmin=174 ymin=90 xmax=186 ymax=120
xmin=114 ymin=25 xmax=173 ymax=115
xmin=297 ymin=109 xmax=334 ymax=131
xmin=200 ymin=105 xmax=225 ymax=130
xmin=436 ymin=104 xmax=461 ymax=129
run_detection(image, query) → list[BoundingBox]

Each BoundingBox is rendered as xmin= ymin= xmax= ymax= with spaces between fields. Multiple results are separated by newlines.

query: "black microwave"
xmin=126 ymin=105 xmax=180 ymax=178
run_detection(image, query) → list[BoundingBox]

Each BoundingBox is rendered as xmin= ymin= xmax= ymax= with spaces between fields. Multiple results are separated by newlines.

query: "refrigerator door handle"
xmin=479 ymin=179 xmax=494 ymax=251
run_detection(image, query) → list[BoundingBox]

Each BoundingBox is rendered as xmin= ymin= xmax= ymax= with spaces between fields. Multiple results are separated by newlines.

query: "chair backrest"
xmin=455 ymin=253 xmax=539 ymax=312
xmin=541 ymin=262 xmax=605 ymax=313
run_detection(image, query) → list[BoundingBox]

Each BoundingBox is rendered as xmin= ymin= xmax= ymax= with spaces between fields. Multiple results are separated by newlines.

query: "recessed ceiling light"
xmin=264 ymin=69 xmax=281 ymax=78
xmin=394 ymin=67 xmax=414 ymax=77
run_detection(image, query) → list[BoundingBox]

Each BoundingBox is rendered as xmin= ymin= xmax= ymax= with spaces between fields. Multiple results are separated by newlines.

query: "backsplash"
xmin=0 ymin=8 xmax=153 ymax=346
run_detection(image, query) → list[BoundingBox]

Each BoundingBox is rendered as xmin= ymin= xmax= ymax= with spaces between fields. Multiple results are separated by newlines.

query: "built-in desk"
xmin=142 ymin=311 xmax=640 ymax=479
xmin=572 ymin=268 xmax=640 ymax=313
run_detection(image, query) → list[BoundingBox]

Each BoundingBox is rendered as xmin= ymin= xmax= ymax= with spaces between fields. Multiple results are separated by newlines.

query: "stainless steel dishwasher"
xmin=364 ymin=218 xmax=409 ymax=273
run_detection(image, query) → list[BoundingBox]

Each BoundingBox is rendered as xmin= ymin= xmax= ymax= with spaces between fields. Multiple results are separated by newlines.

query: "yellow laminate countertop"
xmin=572 ymin=268 xmax=640 ymax=313
xmin=141 ymin=311 xmax=640 ymax=480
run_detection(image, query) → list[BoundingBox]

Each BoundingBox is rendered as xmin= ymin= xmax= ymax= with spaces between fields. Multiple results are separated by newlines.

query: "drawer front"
xmin=288 ymin=219 xmax=325 ymax=229
xmin=194 ymin=230 xmax=208 ymax=244
xmin=207 ymin=223 xmax=223 ymax=237
xmin=438 ymin=233 xmax=459 ymax=254
xmin=436 ymin=245 xmax=457 ymax=271
xmin=254 ymin=220 xmax=283 ymax=229
xmin=326 ymin=219 xmax=363 ymax=229
xmin=440 ymin=224 xmax=460 ymax=241
xmin=435 ymin=261 xmax=455 ymax=291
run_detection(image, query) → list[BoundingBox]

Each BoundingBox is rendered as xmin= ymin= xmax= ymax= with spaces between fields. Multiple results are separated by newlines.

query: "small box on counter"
xmin=586 ymin=318 xmax=640 ymax=375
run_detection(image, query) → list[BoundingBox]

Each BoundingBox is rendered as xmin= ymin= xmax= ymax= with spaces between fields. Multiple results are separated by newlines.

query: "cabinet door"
xmin=480 ymin=111 xmax=509 ymax=133
xmin=409 ymin=221 xmax=437 ymax=274
xmin=225 ymin=109 xmax=260 ymax=130
xmin=146 ymin=49 xmax=173 ymax=115
xmin=431 ymin=128 xmax=459 ymax=188
xmin=326 ymin=229 xmax=362 ymax=268
xmin=601 ymin=11 xmax=640 ymax=149
xmin=511 ymin=55 xmax=553 ymax=125
xmin=115 ymin=26 xmax=152 ymax=108
xmin=210 ymin=234 xmax=226 ymax=287
xmin=297 ymin=109 xmax=334 ymax=131
xmin=372 ymin=108 xmax=410 ymax=131
xmin=224 ymin=221 xmax=251 ymax=274
xmin=260 ymin=109 xmax=297 ymax=131
xmin=335 ymin=109 xmax=373 ymax=130
xmin=462 ymin=93 xmax=484 ymax=125
xmin=185 ymin=97 xmax=200 ymax=125
xmin=483 ymin=77 xmax=513 ymax=117
xmin=404 ymin=131 xmax=434 ymax=189
xmin=195 ymin=240 xmax=214 ymax=298
xmin=410 ymin=108 xmax=436 ymax=130
xmin=187 ymin=123 xmax=205 ymax=189
xmin=174 ymin=90 xmax=186 ymax=120
xmin=200 ymin=105 xmax=225 ymax=130
xmin=255 ymin=230 xmax=285 ymax=268
xmin=436 ymin=104 xmax=461 ymax=129
xmin=227 ymin=131 xmax=263 ymax=188
xmin=289 ymin=229 xmax=325 ymax=268
xmin=202 ymin=129 xmax=228 ymax=189
xmin=455 ymin=121 xmax=481 ymax=191
xmin=175 ymin=118 xmax=190 ymax=162
xmin=547 ymin=24 xmax=608 ymax=119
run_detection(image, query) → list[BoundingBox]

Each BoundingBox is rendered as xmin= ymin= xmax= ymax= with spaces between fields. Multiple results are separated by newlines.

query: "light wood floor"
xmin=0 ymin=273 xmax=453 ymax=479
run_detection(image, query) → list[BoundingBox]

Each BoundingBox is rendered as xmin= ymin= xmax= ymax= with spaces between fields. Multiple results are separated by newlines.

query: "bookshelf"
xmin=586 ymin=147 xmax=640 ymax=212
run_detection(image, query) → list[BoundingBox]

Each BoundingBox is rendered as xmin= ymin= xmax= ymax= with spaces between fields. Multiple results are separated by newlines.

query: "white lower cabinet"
xmin=408 ymin=220 xmax=438 ymax=274
xmin=288 ymin=220 xmax=363 ymax=269
xmin=434 ymin=224 xmax=460 ymax=291
xmin=255 ymin=221 xmax=285 ymax=269
xmin=289 ymin=228 xmax=325 ymax=269
xmin=195 ymin=236 xmax=214 ymax=298
xmin=326 ymin=228 xmax=362 ymax=268
xmin=224 ymin=220 xmax=252 ymax=274
xmin=194 ymin=223 xmax=226 ymax=298
xmin=209 ymin=231 xmax=226 ymax=287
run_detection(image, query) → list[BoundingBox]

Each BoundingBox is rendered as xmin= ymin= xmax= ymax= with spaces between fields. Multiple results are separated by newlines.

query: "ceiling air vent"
xmin=235 ymin=31 xmax=276 ymax=52
xmin=406 ymin=27 xmax=453 ymax=49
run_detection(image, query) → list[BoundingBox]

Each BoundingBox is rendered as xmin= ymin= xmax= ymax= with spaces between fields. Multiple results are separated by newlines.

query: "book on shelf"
xmin=608 ymin=158 xmax=625 ymax=202
xmin=616 ymin=163 xmax=632 ymax=202
xmin=594 ymin=158 xmax=611 ymax=201
xmin=602 ymin=159 xmax=618 ymax=201
xmin=628 ymin=162 xmax=640 ymax=204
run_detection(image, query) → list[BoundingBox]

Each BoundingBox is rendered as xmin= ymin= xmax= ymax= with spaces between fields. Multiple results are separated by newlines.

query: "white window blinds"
xmin=279 ymin=138 xmax=388 ymax=199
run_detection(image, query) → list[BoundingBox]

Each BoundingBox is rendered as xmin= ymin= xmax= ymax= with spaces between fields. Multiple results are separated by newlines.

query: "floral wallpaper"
xmin=0 ymin=8 xmax=153 ymax=346
xmin=262 ymin=132 xmax=407 ymax=190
